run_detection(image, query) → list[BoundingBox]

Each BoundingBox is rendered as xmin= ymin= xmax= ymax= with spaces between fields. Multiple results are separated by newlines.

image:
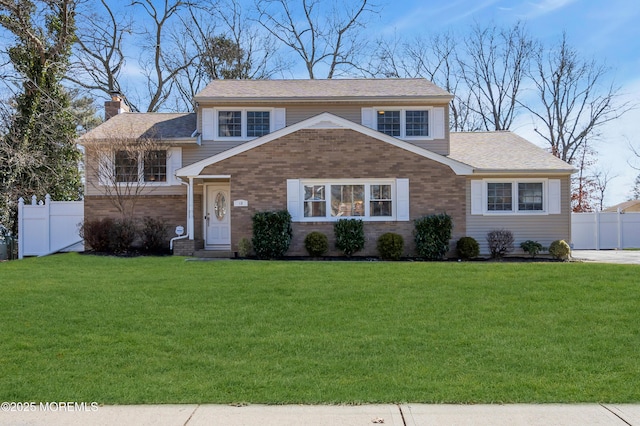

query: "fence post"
xmin=595 ymin=210 xmax=600 ymax=250
xmin=617 ymin=208 xmax=622 ymax=250
xmin=18 ymin=197 xmax=24 ymax=259
xmin=45 ymin=194 xmax=52 ymax=253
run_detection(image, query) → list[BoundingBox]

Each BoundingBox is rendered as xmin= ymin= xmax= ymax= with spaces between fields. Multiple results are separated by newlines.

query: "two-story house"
xmin=80 ymin=79 xmax=575 ymax=257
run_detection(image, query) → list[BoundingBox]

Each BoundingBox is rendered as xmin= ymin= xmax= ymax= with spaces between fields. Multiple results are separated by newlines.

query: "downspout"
xmin=170 ymin=179 xmax=191 ymax=251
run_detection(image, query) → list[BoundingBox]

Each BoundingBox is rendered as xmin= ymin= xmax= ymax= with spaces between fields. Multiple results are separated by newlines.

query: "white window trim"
xmin=213 ymin=108 xmax=274 ymax=141
xmin=297 ymin=179 xmax=397 ymax=222
xmin=374 ymin=107 xmax=433 ymax=140
xmin=107 ymin=148 xmax=180 ymax=187
xmin=482 ymin=178 xmax=549 ymax=215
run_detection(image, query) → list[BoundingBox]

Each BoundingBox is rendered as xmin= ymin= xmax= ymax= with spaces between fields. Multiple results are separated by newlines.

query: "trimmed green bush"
xmin=377 ymin=232 xmax=404 ymax=261
xmin=414 ymin=213 xmax=453 ymax=260
xmin=304 ymin=231 xmax=329 ymax=257
xmin=334 ymin=219 xmax=365 ymax=256
xmin=252 ymin=210 xmax=292 ymax=259
xmin=487 ymin=229 xmax=514 ymax=259
xmin=520 ymin=240 xmax=544 ymax=258
xmin=549 ymin=240 xmax=571 ymax=260
xmin=140 ymin=217 xmax=169 ymax=254
xmin=456 ymin=236 xmax=479 ymax=260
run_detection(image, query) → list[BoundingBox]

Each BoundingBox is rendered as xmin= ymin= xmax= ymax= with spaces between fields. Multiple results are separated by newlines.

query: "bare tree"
xmin=592 ymin=168 xmax=616 ymax=211
xmin=523 ymin=33 xmax=632 ymax=164
xmin=373 ymin=32 xmax=483 ymax=131
xmin=84 ymin=134 xmax=170 ymax=218
xmin=458 ymin=22 xmax=534 ymax=131
xmin=255 ymin=0 xmax=377 ymax=78
xmin=571 ymin=140 xmax=597 ymax=212
xmin=133 ymin=0 xmax=200 ymax=112
xmin=68 ymin=0 xmax=132 ymax=108
xmin=630 ymin=173 xmax=640 ymax=201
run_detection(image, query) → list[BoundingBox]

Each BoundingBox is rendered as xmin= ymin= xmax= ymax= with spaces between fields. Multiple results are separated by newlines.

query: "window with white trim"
xmin=287 ymin=179 xmax=408 ymax=221
xmin=112 ymin=149 xmax=173 ymax=184
xmin=376 ymin=108 xmax=429 ymax=138
xmin=485 ymin=180 xmax=545 ymax=213
xmin=215 ymin=109 xmax=271 ymax=139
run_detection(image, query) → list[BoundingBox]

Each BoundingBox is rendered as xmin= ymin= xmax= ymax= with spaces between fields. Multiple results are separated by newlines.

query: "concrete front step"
xmin=193 ymin=250 xmax=235 ymax=259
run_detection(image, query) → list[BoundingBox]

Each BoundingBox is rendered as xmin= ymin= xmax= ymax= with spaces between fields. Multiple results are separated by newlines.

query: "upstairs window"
xmin=114 ymin=150 xmax=167 ymax=183
xmin=377 ymin=111 xmax=400 ymax=137
xmin=376 ymin=109 xmax=430 ymax=138
xmin=143 ymin=150 xmax=167 ymax=182
xmin=215 ymin=109 xmax=272 ymax=139
xmin=247 ymin=111 xmax=271 ymax=137
xmin=115 ymin=151 xmax=139 ymax=183
xmin=218 ymin=111 xmax=242 ymax=137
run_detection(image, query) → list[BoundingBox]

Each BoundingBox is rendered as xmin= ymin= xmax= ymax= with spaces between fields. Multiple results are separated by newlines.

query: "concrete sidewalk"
xmin=2 ymin=403 xmax=639 ymax=426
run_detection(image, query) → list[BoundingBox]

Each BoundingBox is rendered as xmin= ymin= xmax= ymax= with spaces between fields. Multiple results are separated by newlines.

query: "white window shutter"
xmin=471 ymin=180 xmax=483 ymax=215
xmin=274 ymin=108 xmax=286 ymax=130
xmin=396 ymin=178 xmax=410 ymax=221
xmin=548 ymin=179 xmax=561 ymax=214
xmin=432 ymin=107 xmax=445 ymax=139
xmin=97 ymin=151 xmax=113 ymax=186
xmin=361 ymin=108 xmax=375 ymax=129
xmin=202 ymin=108 xmax=214 ymax=140
xmin=286 ymin=179 xmax=300 ymax=221
xmin=167 ymin=147 xmax=182 ymax=185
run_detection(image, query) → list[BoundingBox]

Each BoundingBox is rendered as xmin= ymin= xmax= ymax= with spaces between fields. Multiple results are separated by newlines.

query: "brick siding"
xmin=200 ymin=128 xmax=466 ymax=256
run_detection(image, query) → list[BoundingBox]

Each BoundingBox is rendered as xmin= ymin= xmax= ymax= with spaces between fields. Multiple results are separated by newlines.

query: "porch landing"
xmin=193 ymin=249 xmax=235 ymax=259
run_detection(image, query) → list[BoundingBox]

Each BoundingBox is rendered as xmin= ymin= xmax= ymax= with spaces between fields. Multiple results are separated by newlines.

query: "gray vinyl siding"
xmin=465 ymin=176 xmax=572 ymax=256
xmin=196 ymin=102 xmax=451 ymax=157
xmin=182 ymin=140 xmax=244 ymax=165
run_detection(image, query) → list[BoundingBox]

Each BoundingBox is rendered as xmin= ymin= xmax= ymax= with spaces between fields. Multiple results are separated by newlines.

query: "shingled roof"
xmin=448 ymin=131 xmax=575 ymax=173
xmin=79 ymin=113 xmax=197 ymax=142
xmin=194 ymin=78 xmax=452 ymax=102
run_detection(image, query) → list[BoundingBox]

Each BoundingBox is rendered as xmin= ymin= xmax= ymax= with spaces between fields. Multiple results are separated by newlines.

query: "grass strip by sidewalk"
xmin=0 ymin=253 xmax=638 ymax=404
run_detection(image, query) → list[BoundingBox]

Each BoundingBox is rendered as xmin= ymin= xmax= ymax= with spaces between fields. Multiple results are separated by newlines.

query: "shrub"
xmin=520 ymin=240 xmax=544 ymax=258
xmin=79 ymin=218 xmax=113 ymax=253
xmin=549 ymin=239 xmax=571 ymax=260
xmin=377 ymin=232 xmax=404 ymax=260
xmin=237 ymin=237 xmax=252 ymax=258
xmin=252 ymin=210 xmax=292 ymax=259
xmin=304 ymin=231 xmax=329 ymax=257
xmin=456 ymin=236 xmax=479 ymax=260
xmin=334 ymin=219 xmax=365 ymax=256
xmin=414 ymin=213 xmax=453 ymax=260
xmin=108 ymin=218 xmax=137 ymax=254
xmin=140 ymin=217 xmax=168 ymax=254
xmin=487 ymin=229 xmax=514 ymax=259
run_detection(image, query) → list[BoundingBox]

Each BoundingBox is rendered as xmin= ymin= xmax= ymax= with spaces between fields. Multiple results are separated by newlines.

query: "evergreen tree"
xmin=0 ymin=0 xmax=82 ymax=234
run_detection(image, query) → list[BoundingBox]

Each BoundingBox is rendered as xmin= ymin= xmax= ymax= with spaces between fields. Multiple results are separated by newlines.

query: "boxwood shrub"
xmin=456 ymin=236 xmax=479 ymax=260
xmin=304 ymin=231 xmax=328 ymax=257
xmin=377 ymin=232 xmax=404 ymax=260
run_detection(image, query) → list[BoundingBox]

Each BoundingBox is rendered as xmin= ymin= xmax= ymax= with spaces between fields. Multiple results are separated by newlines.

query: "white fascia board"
xmin=176 ymin=112 xmax=474 ymax=177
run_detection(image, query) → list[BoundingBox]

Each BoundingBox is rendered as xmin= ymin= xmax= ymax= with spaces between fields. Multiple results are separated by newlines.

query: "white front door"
xmin=205 ymin=184 xmax=231 ymax=248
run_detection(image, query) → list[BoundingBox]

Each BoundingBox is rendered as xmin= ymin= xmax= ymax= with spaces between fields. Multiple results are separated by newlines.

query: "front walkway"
xmin=572 ymin=249 xmax=640 ymax=264
xmin=1 ymin=403 xmax=639 ymax=425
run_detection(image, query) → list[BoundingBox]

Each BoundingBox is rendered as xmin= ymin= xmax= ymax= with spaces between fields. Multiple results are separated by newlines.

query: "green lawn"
xmin=1 ymin=253 xmax=639 ymax=404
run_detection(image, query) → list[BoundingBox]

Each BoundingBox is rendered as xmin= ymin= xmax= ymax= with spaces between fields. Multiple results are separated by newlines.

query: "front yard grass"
xmin=1 ymin=253 xmax=638 ymax=404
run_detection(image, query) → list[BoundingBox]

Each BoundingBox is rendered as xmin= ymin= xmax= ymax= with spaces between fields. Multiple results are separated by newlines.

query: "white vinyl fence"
xmin=18 ymin=195 xmax=84 ymax=259
xmin=571 ymin=211 xmax=640 ymax=249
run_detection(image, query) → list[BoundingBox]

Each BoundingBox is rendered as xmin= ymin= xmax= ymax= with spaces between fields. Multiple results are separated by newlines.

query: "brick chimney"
xmin=104 ymin=91 xmax=130 ymax=120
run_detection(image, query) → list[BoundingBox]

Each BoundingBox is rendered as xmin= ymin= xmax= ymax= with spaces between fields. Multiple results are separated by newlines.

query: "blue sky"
xmin=377 ymin=0 xmax=640 ymax=206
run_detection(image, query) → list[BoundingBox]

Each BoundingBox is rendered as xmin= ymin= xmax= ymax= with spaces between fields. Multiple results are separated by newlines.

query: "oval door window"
xmin=214 ymin=192 xmax=226 ymax=220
